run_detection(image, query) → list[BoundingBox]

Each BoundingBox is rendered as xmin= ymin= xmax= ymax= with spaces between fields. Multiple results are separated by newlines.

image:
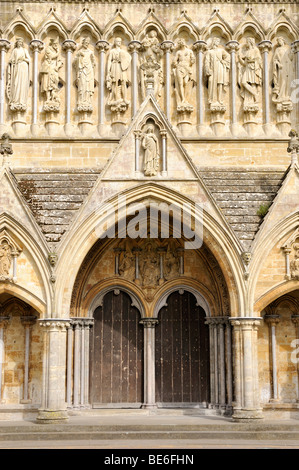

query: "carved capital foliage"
xmin=29 ymin=39 xmax=44 ymax=53
xmin=0 ymin=39 xmax=11 ymax=53
xmin=62 ymin=39 xmax=77 ymax=52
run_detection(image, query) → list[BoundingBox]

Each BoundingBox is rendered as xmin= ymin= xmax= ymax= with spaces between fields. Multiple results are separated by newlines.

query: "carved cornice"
xmin=1 ymin=0 xmax=297 ymax=3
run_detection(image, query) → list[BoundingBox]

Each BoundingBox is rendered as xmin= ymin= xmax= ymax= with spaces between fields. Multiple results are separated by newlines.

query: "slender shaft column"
xmin=62 ymin=40 xmax=77 ymax=136
xmin=292 ymin=40 xmax=299 ymax=128
xmin=265 ymin=315 xmax=280 ymax=402
xmin=134 ymin=130 xmax=142 ymax=173
xmin=66 ymin=322 xmax=73 ymax=407
xmin=291 ymin=315 xmax=299 ymax=402
xmin=230 ymin=320 xmax=242 ymax=413
xmin=83 ymin=319 xmax=93 ymax=406
xmin=160 ymin=129 xmax=167 ymax=175
xmin=80 ymin=323 xmax=85 ymax=407
xmin=0 ymin=317 xmax=10 ymax=403
xmin=193 ymin=41 xmax=207 ymax=135
xmin=205 ymin=318 xmax=215 ymax=407
xmin=37 ymin=319 xmax=70 ymax=422
xmin=226 ymin=41 xmax=239 ymax=136
xmin=133 ymin=247 xmax=142 ymax=284
xmin=140 ymin=318 xmax=159 ymax=409
xmin=72 ymin=319 xmax=81 ymax=408
xmin=258 ymin=41 xmax=273 ymax=135
xmin=21 ymin=315 xmax=37 ymax=403
xmin=29 ymin=40 xmax=44 ymax=136
xmin=218 ymin=321 xmax=226 ymax=409
xmin=161 ymin=41 xmax=174 ymax=120
xmin=128 ymin=41 xmax=141 ymax=117
xmin=0 ymin=40 xmax=10 ymax=133
xmin=95 ymin=40 xmax=109 ymax=136
xmin=225 ymin=319 xmax=233 ymax=410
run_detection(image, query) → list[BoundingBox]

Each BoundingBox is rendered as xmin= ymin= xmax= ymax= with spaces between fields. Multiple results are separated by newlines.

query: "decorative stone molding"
xmin=139 ymin=317 xmax=159 ymax=328
xmin=39 ymin=319 xmax=71 ymax=330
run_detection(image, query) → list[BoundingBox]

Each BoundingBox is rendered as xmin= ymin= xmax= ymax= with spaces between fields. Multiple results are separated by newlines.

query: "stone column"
xmin=128 ymin=41 xmax=141 ymax=116
xmin=291 ymin=40 xmax=299 ymax=128
xmin=29 ymin=39 xmax=44 ymax=136
xmin=62 ymin=40 xmax=76 ymax=136
xmin=231 ymin=318 xmax=263 ymax=421
xmin=140 ymin=318 xmax=159 ymax=409
xmin=20 ymin=315 xmax=37 ymax=403
xmin=205 ymin=318 xmax=216 ymax=407
xmin=0 ymin=40 xmax=10 ymax=134
xmin=161 ymin=41 xmax=174 ymax=120
xmin=218 ymin=320 xmax=226 ymax=410
xmin=225 ymin=318 xmax=233 ymax=411
xmin=95 ymin=40 xmax=109 ymax=136
xmin=134 ymin=129 xmax=142 ymax=173
xmin=133 ymin=247 xmax=142 ymax=284
xmin=193 ymin=41 xmax=207 ymax=136
xmin=72 ymin=318 xmax=82 ymax=409
xmin=258 ymin=41 xmax=273 ymax=136
xmin=265 ymin=314 xmax=280 ymax=402
xmin=0 ymin=316 xmax=10 ymax=403
xmin=226 ymin=41 xmax=239 ymax=136
xmin=66 ymin=322 xmax=73 ymax=407
xmin=160 ymin=129 xmax=167 ymax=176
xmin=291 ymin=315 xmax=299 ymax=402
xmin=83 ymin=319 xmax=93 ymax=406
xmin=37 ymin=319 xmax=70 ymax=422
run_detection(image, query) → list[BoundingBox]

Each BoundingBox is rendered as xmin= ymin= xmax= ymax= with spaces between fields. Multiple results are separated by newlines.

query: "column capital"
xmin=205 ymin=316 xmax=229 ymax=326
xmin=264 ymin=314 xmax=280 ymax=326
xmin=226 ymin=40 xmax=240 ymax=52
xmin=29 ymin=39 xmax=44 ymax=53
xmin=128 ymin=40 xmax=142 ymax=53
xmin=0 ymin=39 xmax=11 ymax=52
xmin=95 ymin=39 xmax=109 ymax=52
xmin=62 ymin=39 xmax=77 ymax=53
xmin=258 ymin=40 xmax=273 ymax=53
xmin=39 ymin=318 xmax=71 ymax=330
xmin=193 ymin=40 xmax=207 ymax=53
xmin=134 ymin=129 xmax=143 ymax=139
xmin=0 ymin=316 xmax=10 ymax=328
xmin=291 ymin=40 xmax=299 ymax=54
xmin=291 ymin=315 xmax=299 ymax=326
xmin=160 ymin=129 xmax=167 ymax=139
xmin=229 ymin=317 xmax=262 ymax=328
xmin=139 ymin=317 xmax=159 ymax=328
xmin=161 ymin=40 xmax=174 ymax=53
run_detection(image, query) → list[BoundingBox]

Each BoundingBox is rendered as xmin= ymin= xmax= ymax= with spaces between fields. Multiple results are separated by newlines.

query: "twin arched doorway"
xmin=89 ymin=288 xmax=210 ymax=408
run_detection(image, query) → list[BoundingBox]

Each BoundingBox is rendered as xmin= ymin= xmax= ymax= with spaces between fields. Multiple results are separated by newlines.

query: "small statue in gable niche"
xmin=290 ymin=243 xmax=299 ymax=280
xmin=74 ymin=37 xmax=95 ymax=112
xmin=40 ymin=37 xmax=63 ymax=111
xmin=6 ymin=37 xmax=30 ymax=112
xmin=142 ymin=124 xmax=160 ymax=177
xmin=172 ymin=38 xmax=195 ymax=113
xmin=0 ymin=239 xmax=12 ymax=279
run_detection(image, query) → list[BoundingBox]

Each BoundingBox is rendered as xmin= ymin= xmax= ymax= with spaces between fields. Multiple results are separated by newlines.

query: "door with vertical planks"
xmin=155 ymin=290 xmax=210 ymax=406
xmin=90 ymin=290 xmax=143 ymax=407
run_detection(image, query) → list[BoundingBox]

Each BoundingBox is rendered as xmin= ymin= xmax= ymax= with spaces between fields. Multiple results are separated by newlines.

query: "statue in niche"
xmin=106 ymin=37 xmax=131 ymax=112
xmin=142 ymin=124 xmax=160 ymax=176
xmin=6 ymin=38 xmax=30 ymax=112
xmin=290 ymin=243 xmax=299 ymax=280
xmin=40 ymin=37 xmax=63 ymax=111
xmin=118 ymin=250 xmax=135 ymax=281
xmin=238 ymin=37 xmax=262 ymax=108
xmin=272 ymin=37 xmax=293 ymax=106
xmin=172 ymin=38 xmax=195 ymax=112
xmin=0 ymin=239 xmax=12 ymax=279
xmin=140 ymin=242 xmax=159 ymax=287
xmin=140 ymin=30 xmax=163 ymax=99
xmin=74 ymin=37 xmax=95 ymax=112
xmin=204 ymin=37 xmax=230 ymax=108
xmin=164 ymin=249 xmax=179 ymax=280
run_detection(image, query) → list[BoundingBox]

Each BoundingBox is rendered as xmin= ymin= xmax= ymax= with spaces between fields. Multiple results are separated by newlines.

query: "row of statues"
xmin=4 ymin=34 xmax=295 ymax=125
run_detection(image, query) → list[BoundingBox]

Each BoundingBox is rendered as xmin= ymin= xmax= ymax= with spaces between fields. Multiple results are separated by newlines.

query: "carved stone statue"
xmin=6 ymin=38 xmax=30 ymax=112
xmin=164 ymin=249 xmax=179 ymax=280
xmin=0 ymin=133 xmax=13 ymax=166
xmin=106 ymin=37 xmax=131 ymax=112
xmin=204 ymin=37 xmax=230 ymax=108
xmin=74 ymin=37 xmax=95 ymax=112
xmin=238 ymin=37 xmax=262 ymax=108
xmin=140 ymin=30 xmax=163 ymax=99
xmin=272 ymin=37 xmax=293 ymax=105
xmin=142 ymin=125 xmax=160 ymax=176
xmin=118 ymin=250 xmax=135 ymax=281
xmin=0 ymin=240 xmax=12 ymax=279
xmin=40 ymin=37 xmax=63 ymax=111
xmin=140 ymin=242 xmax=159 ymax=287
xmin=290 ymin=243 xmax=299 ymax=280
xmin=172 ymin=38 xmax=195 ymax=112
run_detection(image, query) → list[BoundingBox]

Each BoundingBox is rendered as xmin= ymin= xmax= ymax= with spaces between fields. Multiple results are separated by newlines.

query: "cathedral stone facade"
xmin=0 ymin=0 xmax=298 ymax=423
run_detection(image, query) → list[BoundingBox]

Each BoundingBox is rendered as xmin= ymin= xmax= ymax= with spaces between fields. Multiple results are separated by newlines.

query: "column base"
xmin=232 ymin=408 xmax=264 ymax=421
xmin=36 ymin=409 xmax=69 ymax=423
xmin=141 ymin=403 xmax=157 ymax=409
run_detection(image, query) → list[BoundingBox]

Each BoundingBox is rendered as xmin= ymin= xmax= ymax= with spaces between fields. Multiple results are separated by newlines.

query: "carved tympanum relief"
xmin=6 ymin=38 xmax=30 ymax=113
xmin=40 ymin=37 xmax=63 ymax=113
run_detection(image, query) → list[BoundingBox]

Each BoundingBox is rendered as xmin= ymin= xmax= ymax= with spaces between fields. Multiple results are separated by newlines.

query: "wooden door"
xmin=155 ymin=290 xmax=210 ymax=406
xmin=90 ymin=290 xmax=143 ymax=407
